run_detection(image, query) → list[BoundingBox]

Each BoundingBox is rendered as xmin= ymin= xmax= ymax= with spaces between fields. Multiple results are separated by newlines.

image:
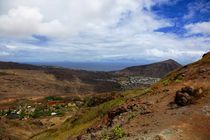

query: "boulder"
xmin=175 ymin=86 xmax=204 ymax=106
xmin=181 ymin=86 xmax=194 ymax=95
xmin=175 ymin=91 xmax=192 ymax=106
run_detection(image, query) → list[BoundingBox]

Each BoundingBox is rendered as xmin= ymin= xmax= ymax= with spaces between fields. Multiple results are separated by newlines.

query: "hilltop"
xmin=116 ymin=59 xmax=182 ymax=78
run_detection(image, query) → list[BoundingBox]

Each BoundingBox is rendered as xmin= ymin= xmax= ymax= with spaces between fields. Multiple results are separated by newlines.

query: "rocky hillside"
xmin=30 ymin=52 xmax=209 ymax=140
xmin=116 ymin=59 xmax=182 ymax=78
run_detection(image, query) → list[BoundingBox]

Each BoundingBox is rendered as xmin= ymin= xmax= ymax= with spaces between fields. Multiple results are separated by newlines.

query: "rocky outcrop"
xmin=107 ymin=106 xmax=128 ymax=126
xmin=175 ymin=86 xmax=204 ymax=106
xmin=104 ymin=102 xmax=153 ymax=127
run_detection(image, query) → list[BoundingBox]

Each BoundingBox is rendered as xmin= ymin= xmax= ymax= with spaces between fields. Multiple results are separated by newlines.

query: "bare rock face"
xmin=107 ymin=106 xmax=127 ymax=126
xmin=175 ymin=86 xmax=203 ymax=106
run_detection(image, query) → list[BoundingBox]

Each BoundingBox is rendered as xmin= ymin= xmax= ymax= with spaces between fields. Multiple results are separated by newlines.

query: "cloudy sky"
xmin=0 ymin=0 xmax=209 ymax=64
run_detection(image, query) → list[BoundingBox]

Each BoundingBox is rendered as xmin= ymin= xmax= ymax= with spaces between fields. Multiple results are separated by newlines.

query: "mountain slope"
xmin=116 ymin=59 xmax=182 ymax=78
xmin=31 ymin=52 xmax=209 ymax=140
xmin=0 ymin=62 xmax=121 ymax=100
xmin=111 ymin=52 xmax=209 ymax=139
xmin=0 ymin=61 xmax=41 ymax=70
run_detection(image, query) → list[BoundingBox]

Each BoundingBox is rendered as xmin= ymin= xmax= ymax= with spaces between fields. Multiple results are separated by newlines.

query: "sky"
xmin=0 ymin=0 xmax=209 ymax=64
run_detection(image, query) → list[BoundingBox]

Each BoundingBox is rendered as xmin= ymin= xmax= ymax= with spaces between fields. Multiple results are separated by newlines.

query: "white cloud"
xmin=0 ymin=6 xmax=65 ymax=38
xmin=185 ymin=21 xmax=210 ymax=35
xmin=0 ymin=0 xmax=209 ymax=63
xmin=0 ymin=0 xmax=171 ymax=38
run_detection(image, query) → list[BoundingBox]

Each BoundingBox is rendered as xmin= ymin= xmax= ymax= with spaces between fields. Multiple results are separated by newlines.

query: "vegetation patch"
xmin=123 ymin=87 xmax=152 ymax=99
xmin=70 ymin=97 xmax=125 ymax=127
xmin=0 ymin=98 xmax=73 ymax=119
xmin=32 ymin=97 xmax=125 ymax=140
xmin=112 ymin=125 xmax=126 ymax=139
xmin=45 ymin=96 xmax=63 ymax=101
xmin=175 ymin=79 xmax=182 ymax=83
xmin=161 ymin=79 xmax=171 ymax=86
xmin=32 ymin=88 xmax=152 ymax=139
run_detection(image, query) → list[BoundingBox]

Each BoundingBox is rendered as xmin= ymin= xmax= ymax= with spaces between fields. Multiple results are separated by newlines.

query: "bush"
xmin=175 ymin=79 xmax=182 ymax=83
xmin=45 ymin=96 xmax=63 ymax=101
xmin=0 ymin=110 xmax=7 ymax=116
xmin=102 ymin=133 xmax=110 ymax=140
xmin=162 ymin=79 xmax=170 ymax=86
xmin=30 ymin=106 xmax=51 ymax=118
xmin=83 ymin=96 xmax=94 ymax=107
xmin=112 ymin=125 xmax=126 ymax=139
xmin=19 ymin=111 xmax=27 ymax=119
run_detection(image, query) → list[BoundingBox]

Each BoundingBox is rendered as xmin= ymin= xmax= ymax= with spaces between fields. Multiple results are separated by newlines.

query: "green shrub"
xmin=45 ymin=96 xmax=63 ymax=101
xmin=175 ymin=79 xmax=182 ymax=83
xmin=162 ymin=79 xmax=170 ymax=86
xmin=112 ymin=125 xmax=126 ymax=139
xmin=30 ymin=106 xmax=51 ymax=118
xmin=0 ymin=110 xmax=7 ymax=116
xmin=102 ymin=133 xmax=110 ymax=140
xmin=19 ymin=111 xmax=27 ymax=119
xmin=56 ymin=110 xmax=65 ymax=116
xmin=143 ymin=88 xmax=153 ymax=94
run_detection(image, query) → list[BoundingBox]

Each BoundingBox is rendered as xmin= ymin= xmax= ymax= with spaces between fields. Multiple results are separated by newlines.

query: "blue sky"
xmin=153 ymin=0 xmax=210 ymax=35
xmin=0 ymin=0 xmax=209 ymax=64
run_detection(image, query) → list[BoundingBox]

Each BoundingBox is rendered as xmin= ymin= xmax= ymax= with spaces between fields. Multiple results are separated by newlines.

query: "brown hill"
xmin=0 ymin=62 xmax=121 ymax=100
xmin=0 ymin=62 xmax=41 ymax=70
xmin=116 ymin=59 xmax=182 ymax=78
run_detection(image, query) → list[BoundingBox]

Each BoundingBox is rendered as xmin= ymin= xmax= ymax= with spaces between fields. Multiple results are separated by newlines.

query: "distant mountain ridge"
xmin=116 ymin=59 xmax=182 ymax=78
xmin=0 ymin=61 xmax=41 ymax=70
xmin=0 ymin=59 xmax=182 ymax=79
